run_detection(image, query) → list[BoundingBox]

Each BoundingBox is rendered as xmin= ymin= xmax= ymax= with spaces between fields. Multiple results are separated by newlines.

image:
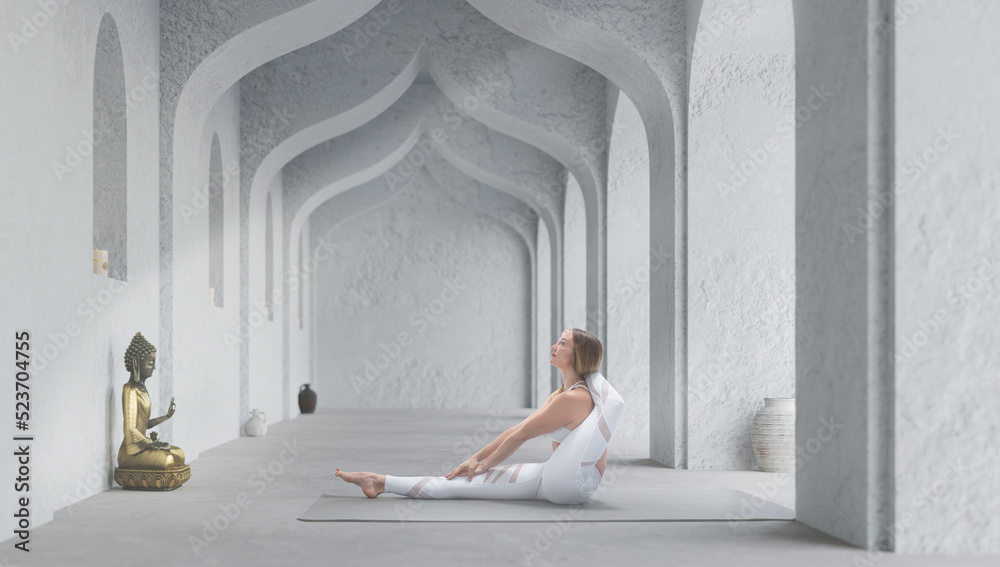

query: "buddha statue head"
xmin=124 ymin=332 xmax=156 ymax=382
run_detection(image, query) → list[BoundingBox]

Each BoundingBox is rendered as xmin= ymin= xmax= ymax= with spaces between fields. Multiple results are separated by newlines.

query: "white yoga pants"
xmin=385 ymin=462 xmax=547 ymax=500
xmin=385 ymin=461 xmax=600 ymax=504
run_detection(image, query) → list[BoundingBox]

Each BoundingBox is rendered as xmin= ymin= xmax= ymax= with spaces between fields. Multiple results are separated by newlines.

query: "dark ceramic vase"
xmin=298 ymin=384 xmax=317 ymax=414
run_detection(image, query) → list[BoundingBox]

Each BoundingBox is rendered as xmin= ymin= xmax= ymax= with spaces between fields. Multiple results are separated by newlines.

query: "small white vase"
xmin=93 ymin=249 xmax=108 ymax=276
xmin=750 ymin=397 xmax=795 ymax=473
xmin=245 ymin=409 xmax=267 ymax=437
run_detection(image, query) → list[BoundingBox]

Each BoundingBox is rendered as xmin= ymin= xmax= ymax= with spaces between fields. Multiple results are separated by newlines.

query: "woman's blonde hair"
xmin=554 ymin=328 xmax=603 ymax=393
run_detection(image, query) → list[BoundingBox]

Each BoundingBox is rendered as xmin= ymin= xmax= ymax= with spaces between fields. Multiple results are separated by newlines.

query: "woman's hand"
xmin=445 ymin=457 xmax=484 ymax=481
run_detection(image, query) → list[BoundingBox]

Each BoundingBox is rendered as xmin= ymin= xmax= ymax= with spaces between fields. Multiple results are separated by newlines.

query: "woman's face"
xmin=549 ymin=330 xmax=575 ymax=369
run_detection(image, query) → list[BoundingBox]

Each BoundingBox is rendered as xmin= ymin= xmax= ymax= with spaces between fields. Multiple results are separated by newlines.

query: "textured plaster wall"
xmin=893 ymin=0 xmax=1000 ymax=553
xmin=687 ymin=0 xmax=795 ymax=470
xmin=0 ymin=0 xmax=160 ymax=534
xmin=794 ymin=0 xmax=887 ymax=549
xmin=312 ymin=168 xmax=532 ymax=409
xmin=248 ymin=175 xmax=284 ymax=428
xmin=606 ymin=90 xmax=651 ymax=438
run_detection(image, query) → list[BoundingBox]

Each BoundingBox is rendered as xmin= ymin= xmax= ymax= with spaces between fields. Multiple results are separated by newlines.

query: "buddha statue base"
xmin=114 ymin=465 xmax=191 ymax=491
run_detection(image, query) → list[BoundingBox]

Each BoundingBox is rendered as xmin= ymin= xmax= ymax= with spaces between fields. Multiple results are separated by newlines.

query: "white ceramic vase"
xmin=93 ymin=249 xmax=108 ymax=276
xmin=750 ymin=397 xmax=795 ymax=473
xmin=245 ymin=409 xmax=267 ymax=437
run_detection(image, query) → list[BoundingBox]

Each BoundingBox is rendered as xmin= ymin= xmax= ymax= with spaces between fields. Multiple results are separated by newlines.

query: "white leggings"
xmin=384 ymin=461 xmax=601 ymax=504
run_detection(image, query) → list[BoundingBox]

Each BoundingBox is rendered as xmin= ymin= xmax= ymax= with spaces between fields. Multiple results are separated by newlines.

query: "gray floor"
xmin=3 ymin=409 xmax=993 ymax=566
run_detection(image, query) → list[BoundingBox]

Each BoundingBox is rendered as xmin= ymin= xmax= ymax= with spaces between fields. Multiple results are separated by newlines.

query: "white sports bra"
xmin=545 ymin=382 xmax=593 ymax=443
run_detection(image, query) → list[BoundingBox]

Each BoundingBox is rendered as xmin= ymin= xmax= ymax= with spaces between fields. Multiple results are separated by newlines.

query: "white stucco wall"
xmin=312 ymin=167 xmax=532 ymax=409
xmin=794 ymin=0 xmax=887 ymax=550
xmin=171 ymin=84 xmax=243 ymax=460
xmin=687 ymin=0 xmax=795 ymax=470
xmin=0 ymin=0 xmax=160 ymax=534
xmin=606 ymin=90 xmax=651 ymax=438
xmin=893 ymin=0 xmax=1000 ymax=554
xmin=247 ymin=173 xmax=285 ymax=430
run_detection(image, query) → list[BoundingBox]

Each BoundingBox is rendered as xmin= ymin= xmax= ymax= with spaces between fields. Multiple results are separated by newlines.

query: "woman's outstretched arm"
xmin=480 ymin=394 xmax=584 ymax=470
xmin=470 ymin=389 xmax=562 ymax=462
xmin=470 ymin=426 xmax=520 ymax=462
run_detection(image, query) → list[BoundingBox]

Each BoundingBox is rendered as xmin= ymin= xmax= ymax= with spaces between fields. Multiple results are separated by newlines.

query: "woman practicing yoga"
xmin=335 ymin=328 xmax=626 ymax=505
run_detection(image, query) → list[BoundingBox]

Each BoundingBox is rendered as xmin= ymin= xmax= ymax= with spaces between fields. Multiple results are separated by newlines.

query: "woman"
xmin=335 ymin=328 xmax=626 ymax=505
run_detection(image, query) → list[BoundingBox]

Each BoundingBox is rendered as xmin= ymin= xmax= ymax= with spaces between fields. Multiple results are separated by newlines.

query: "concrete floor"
xmin=3 ymin=408 xmax=994 ymax=566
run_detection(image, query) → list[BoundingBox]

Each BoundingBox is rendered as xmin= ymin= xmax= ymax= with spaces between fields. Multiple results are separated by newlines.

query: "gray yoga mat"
xmin=298 ymin=485 xmax=795 ymax=522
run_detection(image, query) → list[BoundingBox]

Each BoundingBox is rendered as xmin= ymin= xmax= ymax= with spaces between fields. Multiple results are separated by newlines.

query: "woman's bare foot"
xmin=335 ymin=469 xmax=386 ymax=498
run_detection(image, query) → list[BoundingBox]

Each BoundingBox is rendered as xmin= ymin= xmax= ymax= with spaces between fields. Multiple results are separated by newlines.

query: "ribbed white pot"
xmin=750 ymin=397 xmax=795 ymax=473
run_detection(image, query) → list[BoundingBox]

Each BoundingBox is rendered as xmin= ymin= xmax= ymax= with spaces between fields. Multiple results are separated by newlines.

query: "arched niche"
xmin=265 ymin=191 xmax=274 ymax=321
xmin=208 ymin=133 xmax=224 ymax=307
xmin=535 ymin=218 xmax=553 ymax=400
xmin=92 ymin=13 xmax=127 ymax=282
xmin=298 ymin=226 xmax=306 ymax=330
xmin=563 ymin=172 xmax=586 ymax=329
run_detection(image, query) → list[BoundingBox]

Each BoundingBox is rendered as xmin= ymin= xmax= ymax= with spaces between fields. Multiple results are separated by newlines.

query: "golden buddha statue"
xmin=113 ymin=332 xmax=191 ymax=490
